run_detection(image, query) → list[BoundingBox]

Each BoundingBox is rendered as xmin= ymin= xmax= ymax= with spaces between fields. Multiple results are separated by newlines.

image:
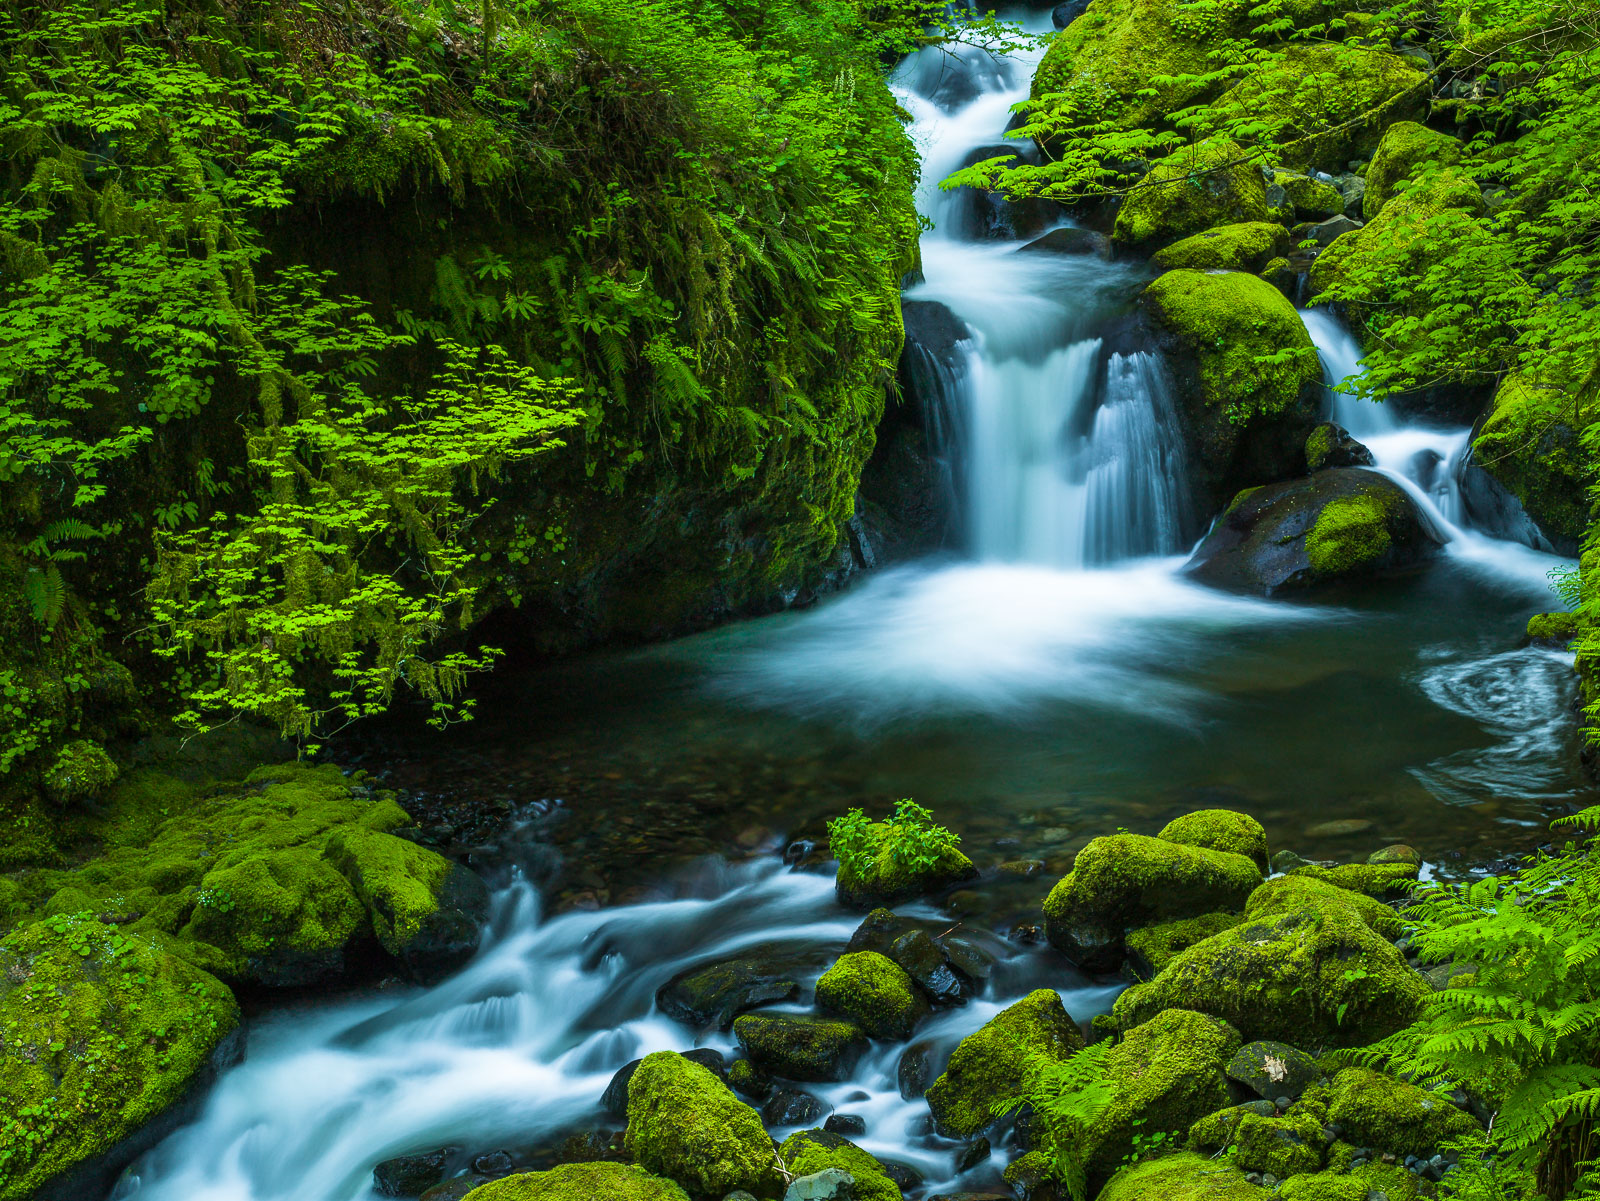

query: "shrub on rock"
xmin=814 ymin=952 xmax=929 ymax=1040
xmin=623 ymin=1051 xmax=783 ymax=1198
xmin=828 ymin=802 xmax=976 ymax=909
xmin=925 ymin=989 xmax=1083 ymax=1136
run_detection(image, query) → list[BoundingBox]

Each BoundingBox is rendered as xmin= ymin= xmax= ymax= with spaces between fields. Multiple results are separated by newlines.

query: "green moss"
xmin=1128 ymin=912 xmax=1245 ymax=979
xmin=1098 ymin=1152 xmax=1266 ymax=1201
xmin=1114 ymin=139 xmax=1271 ymax=248
xmin=1529 ymin=610 xmax=1580 ymax=641
xmin=1276 ymin=173 xmax=1345 ymax=220
xmin=732 ymin=1013 xmax=869 ymax=1082
xmin=1158 ymin=809 xmax=1269 ymax=873
xmin=0 ymin=914 xmax=240 ymax=1201
xmin=1474 ymin=370 xmax=1595 ymax=548
xmin=461 ymin=1163 xmax=691 ymax=1201
xmin=1220 ymin=45 xmax=1429 ymax=171
xmin=1364 ymin=123 xmax=1463 ymax=220
xmin=925 ymin=988 xmax=1084 ymax=1136
xmin=1232 ymin=1110 xmax=1329 ymax=1176
xmin=39 ymin=740 xmax=118 ymax=807
xmin=1278 ymin=1173 xmax=1368 ymax=1201
xmin=1152 ymin=223 xmax=1289 ymax=272
xmin=1305 ymin=490 xmax=1396 ymax=576
xmin=1188 ymin=1101 xmax=1276 ymax=1150
xmin=1044 ymin=833 xmax=1261 ymax=966
xmin=1286 ymin=862 xmax=1417 ymax=899
xmin=1004 ymin=1151 xmax=1058 ymax=1197
xmin=780 ymin=1129 xmax=902 ymax=1201
xmin=325 ymin=826 xmax=454 ymax=955
xmin=1142 ymin=269 xmax=1320 ymax=426
xmin=623 ymin=1051 xmax=783 ymax=1198
xmin=1320 ymin=1068 xmax=1477 ymax=1158
xmin=1305 ymin=425 xmax=1336 ymax=472
xmin=1077 ymin=1011 xmax=1243 ymax=1186
xmin=1249 ymin=875 xmax=1404 ymax=939
xmin=814 ymin=951 xmax=928 ymax=1040
xmin=1113 ymin=895 xmax=1427 ymax=1047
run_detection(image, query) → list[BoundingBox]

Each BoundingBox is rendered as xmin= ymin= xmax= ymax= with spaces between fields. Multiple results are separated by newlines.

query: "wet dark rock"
xmin=602 ymin=1048 xmax=726 ymax=1117
xmin=1269 ymin=849 xmax=1316 ymax=874
xmin=1295 ymin=215 xmax=1363 ymax=246
xmin=419 ymin=1179 xmax=487 ymax=1201
xmin=952 ymin=145 xmax=1059 ymax=241
xmin=1307 ymin=819 xmax=1374 ymax=838
xmin=880 ymin=1159 xmax=926 ymax=1192
xmin=1226 ymin=1041 xmax=1324 ymax=1102
xmin=374 ymin=1148 xmax=454 ymax=1197
xmin=1305 ymin=422 xmax=1374 ymax=472
xmin=396 ymin=863 xmax=492 ymax=983
xmin=894 ymin=928 xmax=968 ymax=1004
xmin=939 ymin=934 xmax=995 ymax=985
xmin=727 ymin=1057 xmax=771 ymax=1100
xmin=1017 ymin=227 xmax=1111 ymax=258
xmin=764 ymin=1087 xmax=831 ymax=1127
xmin=656 ymin=954 xmax=803 ymax=1029
xmin=825 ymin=1113 xmax=868 ymax=1137
xmin=469 ymin=1150 xmax=514 ymax=1177
xmin=898 ymin=1042 xmax=936 ymax=1099
xmin=1460 ymin=461 xmax=1565 ymax=553
xmin=1052 ymin=0 xmax=1090 ymax=25
xmin=734 ymin=1013 xmax=869 ymax=1082
xmin=956 ymin=1137 xmax=993 ymax=1172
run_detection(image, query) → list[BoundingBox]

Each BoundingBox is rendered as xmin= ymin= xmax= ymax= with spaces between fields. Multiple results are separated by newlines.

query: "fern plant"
xmin=1001 ymin=1041 xmax=1116 ymax=1201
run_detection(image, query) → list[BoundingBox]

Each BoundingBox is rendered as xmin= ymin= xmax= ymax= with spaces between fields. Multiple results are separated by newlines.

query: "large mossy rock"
xmin=1111 ymin=880 xmax=1428 ymax=1047
xmin=814 ymin=951 xmax=929 ymax=1040
xmin=1127 ymin=912 xmax=1244 ymax=980
xmin=1185 ymin=468 xmax=1442 ymax=596
xmin=780 ymin=1129 xmax=903 ymax=1201
xmin=925 ymin=988 xmax=1084 ymax=1136
xmin=462 ymin=1163 xmax=691 ymax=1201
xmin=733 ymin=1013 xmax=869 ymax=1082
xmin=623 ymin=1051 xmax=784 ymax=1199
xmin=1318 ymin=1068 xmax=1477 ymax=1157
xmin=1141 ymin=269 xmax=1322 ymax=512
xmin=1158 ymin=809 xmax=1269 ymax=873
xmin=1043 ymin=834 xmax=1261 ymax=971
xmin=1098 ymin=1152 xmax=1266 ymax=1201
xmin=1246 ymin=875 xmax=1404 ymax=939
xmin=1151 ymin=222 xmax=1289 ymax=272
xmin=1113 ymin=139 xmax=1271 ymax=249
xmin=0 ymin=915 xmax=241 ymax=1201
xmin=1473 ymin=370 xmax=1594 ymax=554
xmin=1286 ymin=861 xmax=1419 ymax=899
xmin=1219 ymin=45 xmax=1429 ymax=172
xmin=1364 ymin=122 xmax=1463 ymax=220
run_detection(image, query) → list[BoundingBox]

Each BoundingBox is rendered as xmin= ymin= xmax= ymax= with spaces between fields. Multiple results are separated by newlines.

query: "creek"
xmin=116 ymin=11 xmax=1586 ymax=1201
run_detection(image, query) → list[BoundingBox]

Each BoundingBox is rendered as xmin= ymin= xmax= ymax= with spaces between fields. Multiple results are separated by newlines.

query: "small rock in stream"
xmin=764 ymin=1087 xmax=831 ymax=1127
xmin=419 ymin=1180 xmax=487 ymax=1201
xmin=470 ymin=1150 xmax=514 ymax=1177
xmin=824 ymin=1113 xmax=868 ymax=1136
xmin=956 ymin=1137 xmax=992 ymax=1172
xmin=785 ymin=1168 xmax=855 ymax=1201
xmin=374 ymin=1148 xmax=454 ymax=1197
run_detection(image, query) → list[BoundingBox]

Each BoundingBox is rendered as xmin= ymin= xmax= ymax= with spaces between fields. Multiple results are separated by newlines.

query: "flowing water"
xmin=119 ymin=14 xmax=1590 ymax=1201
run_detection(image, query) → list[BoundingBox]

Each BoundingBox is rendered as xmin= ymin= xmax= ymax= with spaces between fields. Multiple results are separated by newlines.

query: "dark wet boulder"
xmin=1304 ymin=423 xmax=1374 ymax=472
xmin=764 ymin=1087 xmax=831 ymax=1127
xmin=846 ymin=911 xmax=973 ymax=1004
xmin=1004 ymin=1151 xmax=1064 ymax=1201
xmin=733 ymin=1013 xmax=870 ymax=1082
xmin=815 ymin=951 xmax=930 ymax=1040
xmin=602 ymin=1048 xmax=726 ymax=1118
xmin=825 ymin=1113 xmax=868 ymax=1136
xmin=898 ymin=1042 xmax=935 ymax=1098
xmin=375 ymin=1148 xmax=454 ymax=1197
xmin=950 ymin=145 xmax=1060 ymax=241
xmin=925 ymin=989 xmax=1083 ymax=1136
xmin=1052 ymin=0 xmax=1090 ymax=26
xmin=1017 ymin=227 xmax=1111 ymax=258
xmin=1186 ymin=468 xmax=1442 ymax=596
xmin=1225 ymin=1041 xmax=1324 ymax=1102
xmin=656 ymin=952 xmax=803 ymax=1028
xmin=781 ymin=1129 xmax=904 ymax=1201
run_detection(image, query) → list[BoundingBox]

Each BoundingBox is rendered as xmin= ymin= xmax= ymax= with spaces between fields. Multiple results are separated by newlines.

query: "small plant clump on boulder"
xmin=827 ymin=800 xmax=976 ymax=908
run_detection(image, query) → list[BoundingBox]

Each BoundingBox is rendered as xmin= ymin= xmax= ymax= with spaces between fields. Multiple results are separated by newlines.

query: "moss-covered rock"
xmin=1279 ymin=1163 xmax=1422 ymax=1201
xmin=1529 ymin=610 xmax=1580 ymax=643
xmin=1114 ymin=139 xmax=1271 ymax=249
xmin=1363 ymin=122 xmax=1463 ymax=220
xmin=1305 ymin=423 xmax=1375 ymax=472
xmin=833 ymin=821 xmax=977 ymax=909
xmin=1225 ymin=1040 xmax=1324 ymax=1102
xmin=1232 ymin=1110 xmax=1331 ymax=1176
xmin=1286 ymin=861 xmax=1418 ymax=899
xmin=733 ymin=1013 xmax=869 ymax=1082
xmin=0 ymin=914 xmax=240 ymax=1201
xmin=1098 ymin=1152 xmax=1266 ymax=1201
xmin=656 ymin=952 xmax=806 ymax=1029
xmin=463 ymin=1162 xmax=692 ymax=1201
xmin=1246 ymin=874 xmax=1403 ymax=940
xmin=1044 ymin=834 xmax=1261 ymax=970
xmin=814 ymin=951 xmax=929 ymax=1040
xmin=1111 ymin=896 xmax=1428 ymax=1047
xmin=1276 ymin=173 xmax=1346 ymax=220
xmin=1219 ymin=45 xmax=1428 ymax=171
xmin=1141 ymin=269 xmax=1322 ymax=512
xmin=1320 ymin=1068 xmax=1478 ymax=1157
xmin=1189 ymin=1100 xmax=1279 ymax=1150
xmin=925 ymin=988 xmax=1084 ymax=1136
xmin=1076 ymin=1010 xmax=1243 ymax=1187
xmin=1473 ymin=370 xmax=1595 ymax=553
xmin=623 ymin=1051 xmax=783 ymax=1199
xmin=39 ymin=739 xmax=119 ymax=807
xmin=1152 ymin=222 xmax=1290 ymax=272
xmin=1186 ymin=468 xmax=1441 ymax=595
xmin=1158 ymin=809 xmax=1269 ymax=873
xmin=1128 ymin=912 xmax=1245 ymax=980
xmin=780 ymin=1129 xmax=902 ymax=1201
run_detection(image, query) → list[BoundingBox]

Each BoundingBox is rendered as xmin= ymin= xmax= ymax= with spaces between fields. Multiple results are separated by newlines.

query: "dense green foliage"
xmin=828 ymin=798 xmax=963 ymax=880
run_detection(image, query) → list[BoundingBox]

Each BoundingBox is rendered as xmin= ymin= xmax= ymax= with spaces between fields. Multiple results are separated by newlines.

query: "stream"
xmin=116 ymin=12 xmax=1586 ymax=1201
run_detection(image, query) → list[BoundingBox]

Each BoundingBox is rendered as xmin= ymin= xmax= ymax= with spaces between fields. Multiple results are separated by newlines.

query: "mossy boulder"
xmin=1276 ymin=173 xmax=1346 ymax=220
xmin=0 ymin=914 xmax=241 ymax=1201
xmin=1363 ymin=122 xmax=1463 ymax=220
xmin=1186 ymin=468 xmax=1441 ymax=596
xmin=733 ymin=1013 xmax=869 ymax=1082
xmin=1128 ymin=912 xmax=1244 ymax=980
xmin=656 ymin=951 xmax=806 ymax=1029
xmin=1232 ymin=1110 xmax=1331 ymax=1176
xmin=1114 ymin=139 xmax=1271 ymax=249
xmin=1098 ymin=1152 xmax=1266 ymax=1201
xmin=1152 ymin=222 xmax=1290 ymax=273
xmin=1320 ymin=1067 xmax=1478 ymax=1157
xmin=814 ymin=951 xmax=929 ymax=1040
xmin=780 ymin=1129 xmax=903 ymax=1201
xmin=1473 ymin=370 xmax=1594 ymax=553
xmin=925 ymin=988 xmax=1084 ymax=1136
xmin=1219 ymin=44 xmax=1428 ymax=172
xmin=1279 ymin=1166 xmax=1419 ymax=1201
xmin=1075 ymin=1010 xmax=1243 ymax=1188
xmin=1246 ymin=874 xmax=1403 ymax=940
xmin=1305 ymin=423 xmax=1375 ymax=472
xmin=40 ymin=739 xmax=119 ymax=807
xmin=1225 ymin=1040 xmax=1324 ymax=1102
xmin=1529 ymin=611 xmax=1580 ymax=643
xmin=1112 ymin=890 xmax=1428 ymax=1047
xmin=463 ymin=1162 xmax=692 ymax=1201
xmin=1286 ymin=861 xmax=1418 ymax=899
xmin=833 ymin=822 xmax=977 ymax=909
xmin=623 ymin=1051 xmax=783 ymax=1199
xmin=1159 ymin=809 xmax=1269 ymax=873
xmin=1141 ymin=269 xmax=1322 ymax=511
xmin=1043 ymin=834 xmax=1261 ymax=971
